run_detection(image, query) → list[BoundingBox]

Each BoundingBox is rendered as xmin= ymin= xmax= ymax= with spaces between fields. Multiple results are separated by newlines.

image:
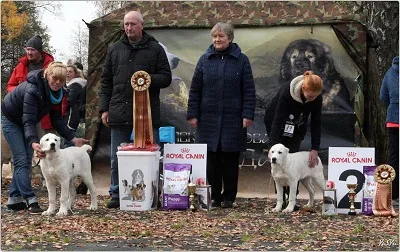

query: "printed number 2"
xmin=337 ymin=169 xmax=365 ymax=209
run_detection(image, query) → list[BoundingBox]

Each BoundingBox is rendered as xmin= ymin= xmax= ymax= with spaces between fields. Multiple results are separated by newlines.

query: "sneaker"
xmin=211 ymin=200 xmax=221 ymax=208
xmin=106 ymin=198 xmax=120 ymax=209
xmin=28 ymin=202 xmax=43 ymax=215
xmin=221 ymin=200 xmax=233 ymax=208
xmin=7 ymin=202 xmax=27 ymax=211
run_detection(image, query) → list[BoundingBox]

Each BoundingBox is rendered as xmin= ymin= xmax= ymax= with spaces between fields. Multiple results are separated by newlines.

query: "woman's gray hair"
xmin=210 ymin=22 xmax=234 ymax=41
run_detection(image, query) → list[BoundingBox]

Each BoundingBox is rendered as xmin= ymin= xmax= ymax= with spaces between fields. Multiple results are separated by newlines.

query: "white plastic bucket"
xmin=117 ymin=151 xmax=160 ymax=211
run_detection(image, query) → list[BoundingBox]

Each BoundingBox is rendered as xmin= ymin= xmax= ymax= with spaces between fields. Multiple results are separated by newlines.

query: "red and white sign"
xmin=328 ymin=147 xmax=375 ymax=214
xmin=163 ymin=144 xmax=207 ymax=186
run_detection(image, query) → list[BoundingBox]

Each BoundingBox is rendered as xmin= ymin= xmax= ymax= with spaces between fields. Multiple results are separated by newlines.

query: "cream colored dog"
xmin=269 ymin=143 xmax=325 ymax=213
xmin=40 ymin=133 xmax=97 ymax=216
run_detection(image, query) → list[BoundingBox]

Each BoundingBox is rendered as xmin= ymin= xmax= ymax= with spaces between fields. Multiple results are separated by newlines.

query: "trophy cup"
xmin=187 ymin=181 xmax=197 ymax=211
xmin=347 ymin=183 xmax=358 ymax=215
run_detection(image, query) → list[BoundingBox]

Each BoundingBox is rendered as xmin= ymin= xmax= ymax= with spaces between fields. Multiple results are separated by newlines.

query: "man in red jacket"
xmin=7 ymin=35 xmax=60 ymax=131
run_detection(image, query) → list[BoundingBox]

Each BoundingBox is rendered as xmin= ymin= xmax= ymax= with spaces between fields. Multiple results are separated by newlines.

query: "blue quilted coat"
xmin=187 ymin=43 xmax=256 ymax=152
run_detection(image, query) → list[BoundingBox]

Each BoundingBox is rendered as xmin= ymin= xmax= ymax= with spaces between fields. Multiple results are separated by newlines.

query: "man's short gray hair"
xmin=210 ymin=22 xmax=234 ymax=41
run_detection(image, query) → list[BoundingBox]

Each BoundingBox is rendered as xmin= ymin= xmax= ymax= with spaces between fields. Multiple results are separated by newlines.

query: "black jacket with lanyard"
xmin=264 ymin=77 xmax=322 ymax=151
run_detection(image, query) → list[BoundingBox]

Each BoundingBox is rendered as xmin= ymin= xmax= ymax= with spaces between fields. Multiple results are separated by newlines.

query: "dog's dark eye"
xmin=55 ymin=139 xmax=58 ymax=142
xmin=278 ymin=151 xmax=282 ymax=154
xmin=45 ymin=138 xmax=49 ymax=141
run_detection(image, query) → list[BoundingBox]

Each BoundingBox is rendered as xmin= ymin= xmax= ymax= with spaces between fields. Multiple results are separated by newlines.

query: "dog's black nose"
xmin=271 ymin=157 xmax=277 ymax=163
xmin=50 ymin=143 xmax=55 ymax=147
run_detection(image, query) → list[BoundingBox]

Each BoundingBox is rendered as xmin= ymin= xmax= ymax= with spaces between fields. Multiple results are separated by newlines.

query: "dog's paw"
xmin=42 ymin=210 xmax=54 ymax=216
xmin=304 ymin=203 xmax=313 ymax=209
xmin=282 ymin=207 xmax=294 ymax=213
xmin=56 ymin=210 xmax=68 ymax=216
xmin=88 ymin=205 xmax=98 ymax=210
xmin=271 ymin=207 xmax=281 ymax=212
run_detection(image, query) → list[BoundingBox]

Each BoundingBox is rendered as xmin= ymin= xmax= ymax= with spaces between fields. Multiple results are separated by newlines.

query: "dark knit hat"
xmin=73 ymin=62 xmax=84 ymax=71
xmin=26 ymin=35 xmax=43 ymax=51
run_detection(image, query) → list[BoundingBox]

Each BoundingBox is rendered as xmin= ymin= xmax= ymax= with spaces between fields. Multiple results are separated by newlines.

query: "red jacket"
xmin=7 ymin=52 xmax=66 ymax=129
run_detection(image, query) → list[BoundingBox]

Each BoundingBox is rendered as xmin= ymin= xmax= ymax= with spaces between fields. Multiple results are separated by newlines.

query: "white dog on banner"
xmin=39 ymin=133 xmax=97 ymax=216
xmin=269 ymin=143 xmax=326 ymax=213
xmin=159 ymin=42 xmax=181 ymax=85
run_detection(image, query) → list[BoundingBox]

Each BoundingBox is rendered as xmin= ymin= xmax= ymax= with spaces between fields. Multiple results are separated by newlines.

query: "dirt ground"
xmin=1 ymin=176 xmax=399 ymax=251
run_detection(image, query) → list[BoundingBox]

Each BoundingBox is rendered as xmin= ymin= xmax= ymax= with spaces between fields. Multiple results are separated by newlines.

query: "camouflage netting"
xmin=86 ymin=1 xmax=368 ymax=153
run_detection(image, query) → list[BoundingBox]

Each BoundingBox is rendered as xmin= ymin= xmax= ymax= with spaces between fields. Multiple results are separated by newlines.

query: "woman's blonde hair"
xmin=302 ymin=71 xmax=323 ymax=93
xmin=44 ymin=62 xmax=67 ymax=83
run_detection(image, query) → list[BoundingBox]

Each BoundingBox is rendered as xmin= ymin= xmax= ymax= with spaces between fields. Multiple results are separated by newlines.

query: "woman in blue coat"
xmin=187 ymin=22 xmax=256 ymax=208
xmin=380 ymin=56 xmax=399 ymax=204
xmin=1 ymin=62 xmax=89 ymax=214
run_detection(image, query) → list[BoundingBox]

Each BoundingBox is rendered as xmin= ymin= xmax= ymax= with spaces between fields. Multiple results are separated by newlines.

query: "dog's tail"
xmin=80 ymin=144 xmax=92 ymax=153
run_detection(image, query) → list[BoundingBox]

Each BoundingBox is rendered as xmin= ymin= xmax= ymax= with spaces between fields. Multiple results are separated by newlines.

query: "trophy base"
xmin=348 ymin=211 xmax=357 ymax=216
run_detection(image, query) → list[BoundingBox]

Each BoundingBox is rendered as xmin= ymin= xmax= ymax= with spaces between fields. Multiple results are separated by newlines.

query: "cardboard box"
xmin=195 ymin=185 xmax=211 ymax=211
xmin=322 ymin=189 xmax=337 ymax=215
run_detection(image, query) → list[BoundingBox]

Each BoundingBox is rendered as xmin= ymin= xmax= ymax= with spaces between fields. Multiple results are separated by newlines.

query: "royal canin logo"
xmin=180 ymin=148 xmax=190 ymax=153
xmin=347 ymin=152 xmax=357 ymax=157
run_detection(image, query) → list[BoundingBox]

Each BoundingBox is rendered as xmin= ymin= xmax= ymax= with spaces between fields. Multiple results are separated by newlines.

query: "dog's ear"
xmin=285 ymin=147 xmax=289 ymax=154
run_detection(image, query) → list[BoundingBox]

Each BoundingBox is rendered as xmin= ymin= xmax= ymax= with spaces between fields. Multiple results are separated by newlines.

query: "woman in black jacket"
xmin=64 ymin=64 xmax=87 ymax=147
xmin=1 ymin=62 xmax=88 ymax=214
xmin=264 ymin=70 xmax=323 ymax=210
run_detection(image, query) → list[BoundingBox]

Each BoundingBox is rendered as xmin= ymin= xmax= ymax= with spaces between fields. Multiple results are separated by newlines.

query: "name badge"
xmin=282 ymin=114 xmax=295 ymax=137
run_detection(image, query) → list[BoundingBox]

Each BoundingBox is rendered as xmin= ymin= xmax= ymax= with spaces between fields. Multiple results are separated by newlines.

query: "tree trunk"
xmin=363 ymin=1 xmax=399 ymax=164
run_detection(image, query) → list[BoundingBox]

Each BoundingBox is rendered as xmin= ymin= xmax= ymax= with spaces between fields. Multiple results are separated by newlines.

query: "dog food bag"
xmin=163 ymin=163 xmax=192 ymax=210
xmin=362 ymin=165 xmax=377 ymax=215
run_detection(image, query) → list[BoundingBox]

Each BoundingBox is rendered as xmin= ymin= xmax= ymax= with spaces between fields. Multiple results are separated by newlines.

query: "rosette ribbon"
xmin=131 ymin=71 xmax=153 ymax=149
xmin=372 ymin=164 xmax=398 ymax=216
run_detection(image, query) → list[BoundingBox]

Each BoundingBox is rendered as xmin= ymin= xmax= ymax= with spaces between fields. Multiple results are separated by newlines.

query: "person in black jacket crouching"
xmin=264 ymin=70 xmax=323 ymax=211
xmin=99 ymin=10 xmax=172 ymax=209
xmin=1 ymin=62 xmax=89 ymax=214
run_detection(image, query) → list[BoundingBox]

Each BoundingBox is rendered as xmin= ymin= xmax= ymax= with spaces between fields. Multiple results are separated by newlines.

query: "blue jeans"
xmin=109 ymin=126 xmax=159 ymax=199
xmin=1 ymin=115 xmax=38 ymax=206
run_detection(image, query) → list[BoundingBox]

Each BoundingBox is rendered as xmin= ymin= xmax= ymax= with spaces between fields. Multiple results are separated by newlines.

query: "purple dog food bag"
xmin=362 ymin=165 xmax=377 ymax=215
xmin=163 ymin=163 xmax=192 ymax=210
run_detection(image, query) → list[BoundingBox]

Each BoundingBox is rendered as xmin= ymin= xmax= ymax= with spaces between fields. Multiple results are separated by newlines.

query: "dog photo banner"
xmin=328 ymin=147 xmax=375 ymax=214
xmin=148 ymin=25 xmax=360 ymax=165
xmin=86 ymin=2 xmax=368 ymax=180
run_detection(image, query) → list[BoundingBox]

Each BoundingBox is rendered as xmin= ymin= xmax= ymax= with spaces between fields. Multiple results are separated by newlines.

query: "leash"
xmin=32 ymin=158 xmax=41 ymax=168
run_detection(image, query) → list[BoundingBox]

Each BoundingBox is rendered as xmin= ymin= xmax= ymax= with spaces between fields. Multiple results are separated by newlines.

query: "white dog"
xmin=269 ymin=143 xmax=325 ymax=213
xmin=40 ymin=133 xmax=97 ymax=216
